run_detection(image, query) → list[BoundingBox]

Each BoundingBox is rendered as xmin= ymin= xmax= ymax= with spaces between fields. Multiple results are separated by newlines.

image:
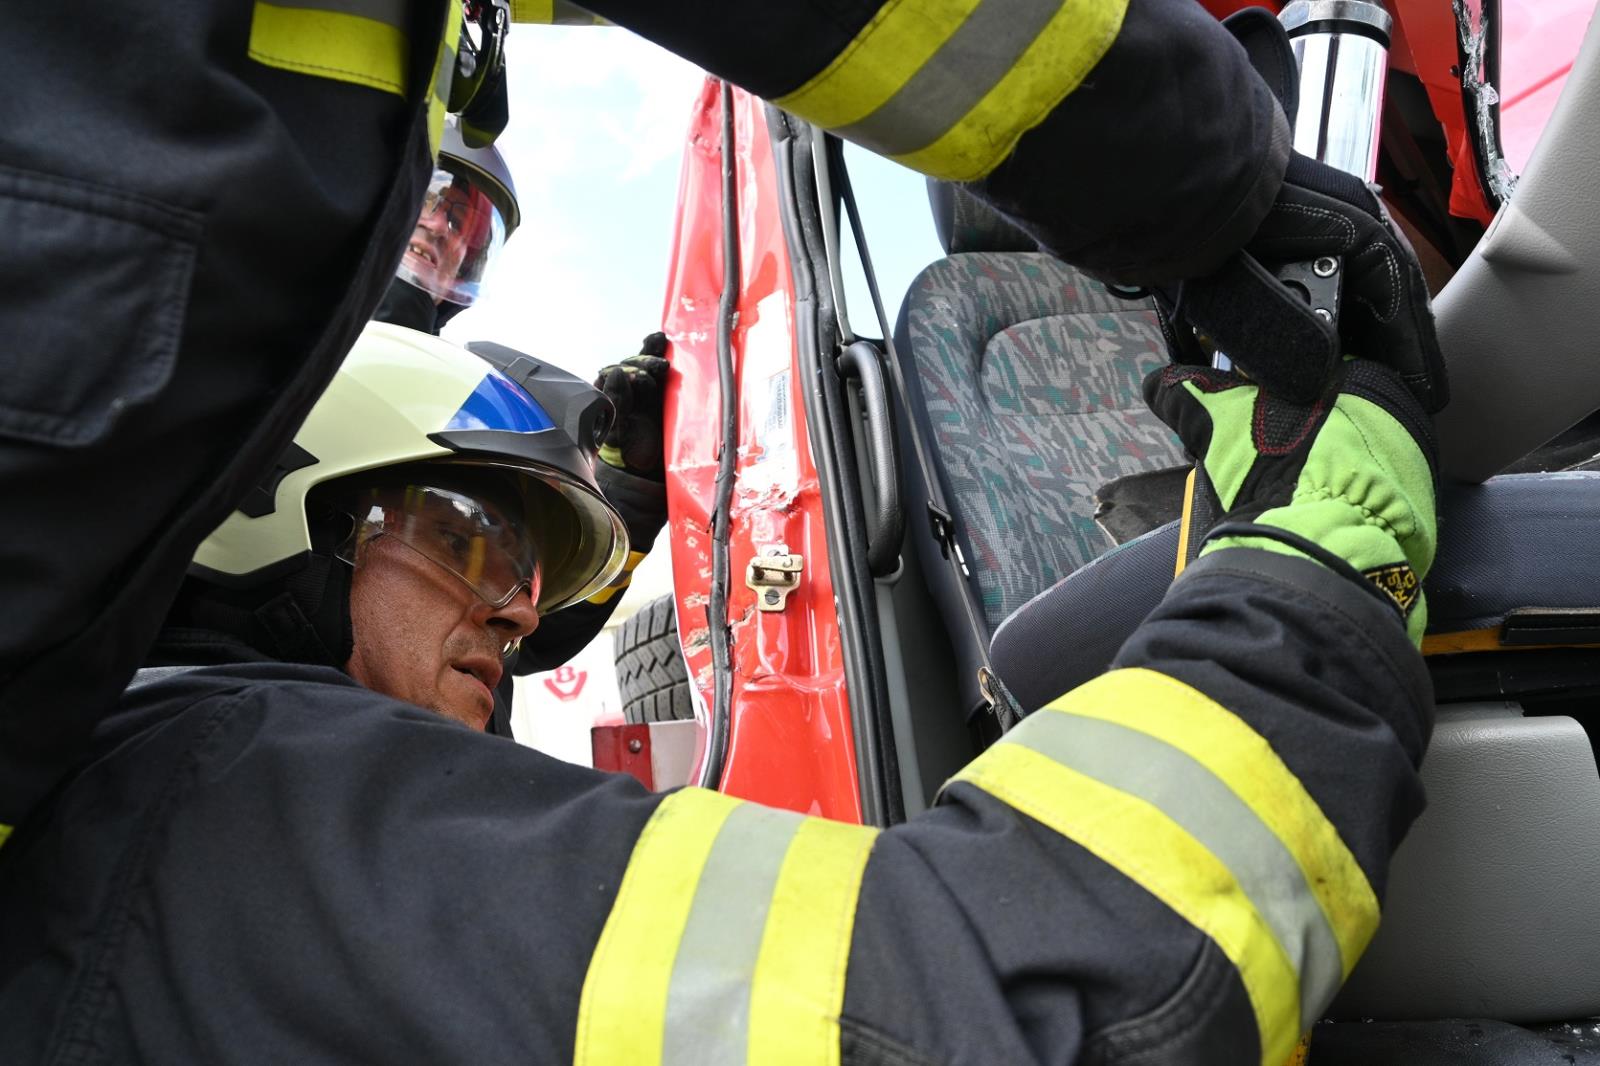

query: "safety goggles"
xmin=419 ymin=181 xmax=484 ymax=237
xmin=338 ymin=484 xmax=542 ymax=617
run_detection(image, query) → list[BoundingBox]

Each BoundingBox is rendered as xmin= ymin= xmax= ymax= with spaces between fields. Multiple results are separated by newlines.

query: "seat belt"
xmin=830 ymin=143 xmax=1018 ymax=730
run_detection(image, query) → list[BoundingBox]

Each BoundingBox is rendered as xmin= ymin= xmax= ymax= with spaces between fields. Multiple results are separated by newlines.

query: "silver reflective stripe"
xmin=661 ymin=803 xmax=806 ymax=1066
xmin=434 ymin=32 xmax=456 ymax=104
xmin=125 ymin=665 xmax=202 ymax=693
xmin=833 ymin=0 xmax=1063 ymax=156
xmin=273 ymin=0 xmax=408 ymax=25
xmin=1020 ymin=711 xmax=1343 ymax=1029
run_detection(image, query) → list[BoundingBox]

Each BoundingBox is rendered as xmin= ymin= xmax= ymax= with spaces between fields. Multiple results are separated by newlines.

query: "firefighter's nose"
xmin=417 ymin=207 xmax=450 ymax=237
xmin=483 ymin=586 xmax=539 ymax=641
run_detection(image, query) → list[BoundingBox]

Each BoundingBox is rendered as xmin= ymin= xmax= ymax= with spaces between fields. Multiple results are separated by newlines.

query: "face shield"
xmin=395 ymin=168 xmax=508 ymax=308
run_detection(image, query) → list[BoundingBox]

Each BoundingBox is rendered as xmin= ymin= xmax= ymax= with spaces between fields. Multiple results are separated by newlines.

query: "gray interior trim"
xmin=1332 ymin=703 xmax=1600 ymax=1021
xmin=1435 ymin=12 xmax=1600 ymax=480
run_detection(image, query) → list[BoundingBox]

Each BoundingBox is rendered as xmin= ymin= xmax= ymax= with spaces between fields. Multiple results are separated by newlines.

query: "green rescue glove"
xmin=1145 ymin=359 xmax=1438 ymax=645
xmin=595 ymin=332 xmax=670 ymax=480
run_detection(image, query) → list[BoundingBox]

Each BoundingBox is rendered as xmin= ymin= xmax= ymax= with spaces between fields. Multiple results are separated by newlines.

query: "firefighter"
xmin=364 ymin=118 xmax=671 ymax=734
xmin=0 ymin=2 xmax=1444 ymax=1063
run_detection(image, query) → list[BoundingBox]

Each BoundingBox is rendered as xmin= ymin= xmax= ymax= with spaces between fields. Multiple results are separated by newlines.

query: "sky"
xmin=442 ymin=25 xmax=945 ymax=375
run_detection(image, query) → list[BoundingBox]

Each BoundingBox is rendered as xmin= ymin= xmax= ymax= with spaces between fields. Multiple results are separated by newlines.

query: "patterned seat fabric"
xmin=895 ymin=252 xmax=1184 ymax=631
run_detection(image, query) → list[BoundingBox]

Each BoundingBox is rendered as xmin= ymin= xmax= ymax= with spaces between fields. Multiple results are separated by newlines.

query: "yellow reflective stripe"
xmin=575 ymin=788 xmax=741 ymax=1065
xmin=1017 ymin=709 xmax=1342 ymax=1029
xmin=577 ymin=791 xmax=878 ymax=1065
xmin=747 ymin=817 xmax=878 ymax=1066
xmin=1175 ymin=466 xmax=1197 ymax=577
xmin=248 ymin=1 xmax=408 ymax=97
xmin=663 ymin=804 xmax=807 ymax=1064
xmin=893 ymin=0 xmax=1126 ymax=179
xmin=776 ymin=0 xmax=983 ymax=130
xmin=775 ymin=0 xmax=1127 ymax=181
xmin=1049 ymin=668 xmax=1379 ymax=980
xmin=427 ymin=2 xmax=462 ymax=156
xmin=511 ymin=0 xmax=608 ymax=25
xmin=954 ymin=741 xmax=1302 ymax=1066
xmin=0 ymin=824 xmax=11 ymax=850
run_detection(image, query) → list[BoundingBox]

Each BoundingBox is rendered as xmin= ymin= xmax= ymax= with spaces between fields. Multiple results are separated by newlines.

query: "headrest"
xmin=926 ymin=179 xmax=1040 ymax=255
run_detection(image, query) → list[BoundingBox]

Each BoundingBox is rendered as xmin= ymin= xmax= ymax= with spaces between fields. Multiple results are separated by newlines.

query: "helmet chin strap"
xmin=264 ymin=550 xmax=355 ymax=669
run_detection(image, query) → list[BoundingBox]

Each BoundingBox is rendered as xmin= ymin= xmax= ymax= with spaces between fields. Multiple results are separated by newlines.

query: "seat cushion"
xmin=895 ymin=252 xmax=1183 ymax=630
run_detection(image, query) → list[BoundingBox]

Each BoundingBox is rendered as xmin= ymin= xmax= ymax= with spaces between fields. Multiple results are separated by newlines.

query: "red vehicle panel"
xmin=658 ymin=82 xmax=862 ymax=822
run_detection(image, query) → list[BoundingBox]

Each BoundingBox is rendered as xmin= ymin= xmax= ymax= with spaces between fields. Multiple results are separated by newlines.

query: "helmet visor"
xmin=337 ymin=484 xmax=542 ymax=614
xmin=395 ymin=168 xmax=507 ymax=307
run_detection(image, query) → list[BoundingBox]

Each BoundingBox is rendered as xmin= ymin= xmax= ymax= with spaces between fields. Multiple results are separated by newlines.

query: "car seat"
xmin=891 ymin=181 xmax=1184 ymax=725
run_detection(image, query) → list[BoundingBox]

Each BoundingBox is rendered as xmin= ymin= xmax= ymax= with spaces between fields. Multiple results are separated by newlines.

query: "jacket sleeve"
xmin=516 ymin=0 xmax=1288 ymax=281
xmin=512 ymin=463 xmax=667 ymax=675
xmin=569 ymin=547 xmax=1430 ymax=1066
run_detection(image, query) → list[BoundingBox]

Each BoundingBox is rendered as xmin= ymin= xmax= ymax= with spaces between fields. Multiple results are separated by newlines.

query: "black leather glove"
xmin=595 ymin=332 xmax=670 ymax=479
xmin=1170 ymin=152 xmax=1448 ymax=413
xmin=1144 ymin=9 xmax=1447 ymax=413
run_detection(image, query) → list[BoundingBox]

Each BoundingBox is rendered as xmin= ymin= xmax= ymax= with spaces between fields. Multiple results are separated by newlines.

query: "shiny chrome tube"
xmin=1280 ymin=0 xmax=1393 ymax=181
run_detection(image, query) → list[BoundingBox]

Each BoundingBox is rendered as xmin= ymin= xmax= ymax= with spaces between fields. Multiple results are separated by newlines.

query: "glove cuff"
xmin=1204 ymin=506 xmax=1429 ymax=646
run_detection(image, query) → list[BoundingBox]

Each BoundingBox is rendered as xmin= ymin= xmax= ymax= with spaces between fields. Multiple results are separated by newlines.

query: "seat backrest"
xmin=894 ymin=184 xmax=1184 ymax=643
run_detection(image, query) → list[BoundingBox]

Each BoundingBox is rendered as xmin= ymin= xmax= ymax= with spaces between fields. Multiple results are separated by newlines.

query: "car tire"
xmin=614 ymin=594 xmax=693 ymax=724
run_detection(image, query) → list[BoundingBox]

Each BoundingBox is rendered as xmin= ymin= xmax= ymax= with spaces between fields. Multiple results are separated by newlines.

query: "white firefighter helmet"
xmin=192 ymin=322 xmax=628 ymax=616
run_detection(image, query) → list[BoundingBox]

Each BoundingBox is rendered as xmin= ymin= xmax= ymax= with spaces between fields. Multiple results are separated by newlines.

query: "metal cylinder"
xmin=1280 ymin=0 xmax=1393 ymax=181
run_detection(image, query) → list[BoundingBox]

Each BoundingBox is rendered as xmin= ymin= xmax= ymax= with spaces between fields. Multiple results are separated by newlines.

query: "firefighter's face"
xmin=402 ymin=183 xmax=475 ymax=298
xmin=344 ymin=532 xmax=539 ymax=730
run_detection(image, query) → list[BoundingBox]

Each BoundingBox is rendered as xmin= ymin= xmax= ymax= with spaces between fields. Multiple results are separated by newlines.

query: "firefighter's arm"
xmin=572 ymin=362 xmax=1436 ymax=1065
xmin=574 ymin=571 xmax=1430 ymax=1066
xmin=516 ymin=0 xmax=1285 ymax=282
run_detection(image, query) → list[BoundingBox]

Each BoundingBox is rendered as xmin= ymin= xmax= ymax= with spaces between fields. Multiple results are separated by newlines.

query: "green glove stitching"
xmin=1146 ymin=360 xmax=1438 ymax=645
